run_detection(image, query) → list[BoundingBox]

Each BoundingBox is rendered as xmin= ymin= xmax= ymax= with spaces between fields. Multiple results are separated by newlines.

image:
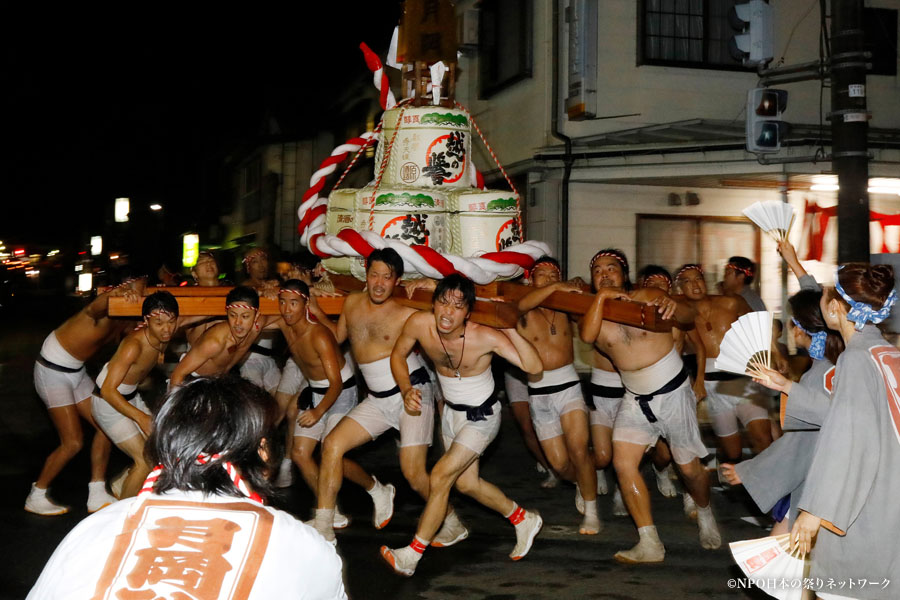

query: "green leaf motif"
xmin=419 ymin=113 xmax=469 ymax=127
xmin=375 ymin=193 xmax=436 ymax=207
xmin=486 ymin=197 xmax=517 ymax=210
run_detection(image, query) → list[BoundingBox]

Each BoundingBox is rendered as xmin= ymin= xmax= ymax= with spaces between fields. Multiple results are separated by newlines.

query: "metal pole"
xmin=831 ymin=0 xmax=870 ymax=263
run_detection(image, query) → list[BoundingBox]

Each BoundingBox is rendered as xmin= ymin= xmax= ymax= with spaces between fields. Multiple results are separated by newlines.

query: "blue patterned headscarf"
xmin=791 ymin=318 xmax=827 ymax=360
xmin=834 ymin=266 xmax=898 ymax=331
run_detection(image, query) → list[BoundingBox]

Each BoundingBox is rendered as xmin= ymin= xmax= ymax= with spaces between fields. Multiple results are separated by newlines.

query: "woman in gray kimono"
xmin=792 ymin=262 xmax=898 ymax=600
xmin=720 ymin=287 xmax=843 ymax=531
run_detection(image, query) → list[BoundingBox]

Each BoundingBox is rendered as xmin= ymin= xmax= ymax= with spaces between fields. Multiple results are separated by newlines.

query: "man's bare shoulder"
xmin=342 ymin=291 xmax=367 ymax=312
xmin=710 ymin=294 xmax=746 ymax=312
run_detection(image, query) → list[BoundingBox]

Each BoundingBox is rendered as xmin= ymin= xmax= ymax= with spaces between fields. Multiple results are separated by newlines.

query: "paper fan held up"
xmin=729 ymin=534 xmax=811 ymax=600
xmin=742 ymin=201 xmax=795 ymax=243
xmin=714 ymin=311 xmax=773 ymax=379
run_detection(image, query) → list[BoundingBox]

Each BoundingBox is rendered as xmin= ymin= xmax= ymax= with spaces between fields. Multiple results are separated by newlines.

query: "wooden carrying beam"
xmin=109 ymin=278 xmax=674 ymax=332
xmin=108 ymin=287 xmax=517 ymax=328
xmin=496 ymin=282 xmax=674 ymax=333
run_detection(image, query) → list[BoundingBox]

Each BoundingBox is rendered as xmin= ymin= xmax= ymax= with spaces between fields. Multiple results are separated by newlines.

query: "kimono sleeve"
xmin=784 ymin=372 xmax=832 ymax=428
xmin=797 ymin=350 xmax=881 ymax=533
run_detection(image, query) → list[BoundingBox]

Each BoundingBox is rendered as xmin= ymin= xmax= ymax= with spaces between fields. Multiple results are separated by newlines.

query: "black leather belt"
xmin=528 ymin=379 xmax=580 ymax=397
xmin=705 ymin=371 xmax=745 ymax=381
xmin=369 ymin=367 xmax=430 ymax=399
xmin=444 ymin=397 xmax=498 ymax=423
xmin=586 ymin=382 xmax=625 ymax=410
xmin=94 ymin=384 xmax=138 ymax=402
xmin=629 ymin=368 xmax=689 ymax=424
xmin=37 ymin=355 xmax=83 ymax=374
xmin=249 ymin=344 xmax=275 ymax=357
xmin=298 ymin=375 xmax=357 ymax=410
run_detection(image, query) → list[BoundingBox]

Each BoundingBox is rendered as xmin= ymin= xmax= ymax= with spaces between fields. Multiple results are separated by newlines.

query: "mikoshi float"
xmin=295 ymin=2 xmax=547 ymax=285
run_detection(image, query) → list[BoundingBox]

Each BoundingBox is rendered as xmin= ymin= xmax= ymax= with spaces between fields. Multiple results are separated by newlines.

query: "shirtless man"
xmin=675 ymin=264 xmax=772 ymax=463
xmin=275 ymin=279 xmax=358 ymax=524
xmin=581 ymin=251 xmax=720 ymax=563
xmin=92 ymin=291 xmax=179 ymax=499
xmin=721 ymin=256 xmax=766 ymax=312
xmin=240 ymin=247 xmax=281 ymax=395
xmin=169 ymin=286 xmax=278 ymax=388
xmin=381 ymin=274 xmax=544 ymax=577
xmin=312 ymin=249 xmax=466 ymax=546
xmin=25 ymin=279 xmax=144 ymax=515
xmin=515 ymin=256 xmax=600 ymax=534
xmin=638 ymin=265 xmax=709 ymax=515
xmin=584 ymin=250 xmax=631 ymax=514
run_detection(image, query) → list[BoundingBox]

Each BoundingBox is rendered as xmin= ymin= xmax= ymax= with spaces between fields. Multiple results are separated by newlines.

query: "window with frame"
xmin=639 ymin=0 xmax=751 ymax=70
xmin=479 ymin=0 xmax=533 ymax=98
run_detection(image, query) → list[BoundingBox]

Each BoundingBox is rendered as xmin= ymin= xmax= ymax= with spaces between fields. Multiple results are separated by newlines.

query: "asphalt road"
xmin=0 ymin=293 xmax=771 ymax=600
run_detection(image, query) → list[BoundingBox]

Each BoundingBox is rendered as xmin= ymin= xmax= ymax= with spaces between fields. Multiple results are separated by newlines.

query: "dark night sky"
xmin=3 ymin=7 xmax=401 ymax=247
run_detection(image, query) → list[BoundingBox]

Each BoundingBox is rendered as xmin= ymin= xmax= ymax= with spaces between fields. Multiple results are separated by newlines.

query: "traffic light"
xmin=729 ymin=0 xmax=774 ymax=67
xmin=746 ymin=88 xmax=789 ymax=153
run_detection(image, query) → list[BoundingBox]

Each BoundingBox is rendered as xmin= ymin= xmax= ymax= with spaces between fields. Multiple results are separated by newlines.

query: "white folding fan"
xmin=742 ymin=201 xmax=795 ymax=242
xmin=729 ymin=534 xmax=811 ymax=600
xmin=715 ymin=311 xmax=773 ymax=379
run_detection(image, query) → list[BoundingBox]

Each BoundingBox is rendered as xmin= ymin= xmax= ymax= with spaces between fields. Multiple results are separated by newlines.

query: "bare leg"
xmin=560 ymin=409 xmax=600 ymax=534
xmin=318 ymin=419 xmax=376 ymax=509
xmin=613 ymin=441 xmax=653 ymax=527
xmin=675 ymin=457 xmax=720 ymax=549
xmin=746 ymin=419 xmax=773 ymax=455
xmin=116 ymin=435 xmax=151 ymax=498
xmin=590 ymin=424 xmax=613 ymax=469
xmin=538 ymin=435 xmax=575 ymax=481
xmin=35 ymin=405 xmax=84 ymax=489
xmin=510 ymin=401 xmax=554 ymax=479
xmin=613 ymin=440 xmax=665 ymax=563
xmin=74 ymin=398 xmax=112 ymax=482
xmin=651 ymin=440 xmax=672 ymax=469
xmin=399 ymin=444 xmax=430 ymax=499
xmin=717 ymin=433 xmax=743 ymax=463
xmin=292 ymin=436 xmax=321 ymax=495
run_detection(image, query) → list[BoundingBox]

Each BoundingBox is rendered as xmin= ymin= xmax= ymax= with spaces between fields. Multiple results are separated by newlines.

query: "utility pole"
xmin=831 ymin=0 xmax=870 ymax=263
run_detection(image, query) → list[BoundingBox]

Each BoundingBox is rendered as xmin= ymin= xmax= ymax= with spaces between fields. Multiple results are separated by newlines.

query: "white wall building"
xmin=454 ymin=0 xmax=900 ymax=317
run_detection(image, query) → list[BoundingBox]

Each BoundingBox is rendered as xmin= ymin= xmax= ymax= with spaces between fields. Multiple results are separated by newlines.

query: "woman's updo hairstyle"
xmin=827 ymin=262 xmax=895 ymax=308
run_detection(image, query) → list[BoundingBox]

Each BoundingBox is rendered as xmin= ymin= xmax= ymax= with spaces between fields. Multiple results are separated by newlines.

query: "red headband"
xmin=643 ymin=273 xmax=672 ymax=289
xmin=675 ymin=265 xmax=704 ymax=281
xmin=242 ymin=250 xmax=267 ymax=265
xmin=726 ymin=263 xmax=754 ymax=278
xmin=590 ymin=251 xmax=627 ymax=271
xmin=532 ymin=260 xmax=561 ymax=275
xmin=145 ymin=309 xmax=175 ymax=319
xmin=225 ymin=303 xmax=258 ymax=312
xmin=279 ymin=288 xmax=308 ymax=300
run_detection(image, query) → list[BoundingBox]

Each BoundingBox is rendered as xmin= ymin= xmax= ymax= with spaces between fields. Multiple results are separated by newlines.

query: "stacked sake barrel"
xmin=322 ymin=106 xmax=520 ymax=279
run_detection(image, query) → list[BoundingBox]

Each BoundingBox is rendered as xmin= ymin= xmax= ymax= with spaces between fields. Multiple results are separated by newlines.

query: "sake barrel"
xmin=375 ymin=107 xmax=474 ymax=190
xmin=323 ymin=186 xmax=450 ymax=279
xmin=446 ymin=189 xmax=521 ymax=257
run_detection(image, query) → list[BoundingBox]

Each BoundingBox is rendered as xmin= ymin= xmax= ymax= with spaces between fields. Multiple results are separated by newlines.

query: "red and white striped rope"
xmin=137 ymin=453 xmax=263 ymax=504
xmin=360 ymin=42 xmax=396 ymax=110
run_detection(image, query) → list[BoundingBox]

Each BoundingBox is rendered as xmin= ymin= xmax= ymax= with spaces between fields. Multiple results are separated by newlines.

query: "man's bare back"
xmin=55 ymin=285 xmax=143 ymax=361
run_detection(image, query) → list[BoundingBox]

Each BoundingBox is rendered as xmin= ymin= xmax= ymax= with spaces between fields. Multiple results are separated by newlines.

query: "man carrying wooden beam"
xmin=276 ymin=279 xmax=359 ymax=532
xmin=580 ymin=250 xmax=720 ymax=563
xmin=513 ymin=256 xmax=600 ymax=535
xmin=674 ymin=264 xmax=771 ymax=465
xmin=381 ymin=274 xmax=544 ymax=576
xmin=239 ymin=247 xmax=282 ymax=396
xmin=312 ymin=248 xmax=468 ymax=547
xmin=92 ymin=291 xmax=180 ymax=499
xmin=169 ymin=286 xmax=280 ymax=388
xmin=25 ymin=278 xmax=144 ymax=515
